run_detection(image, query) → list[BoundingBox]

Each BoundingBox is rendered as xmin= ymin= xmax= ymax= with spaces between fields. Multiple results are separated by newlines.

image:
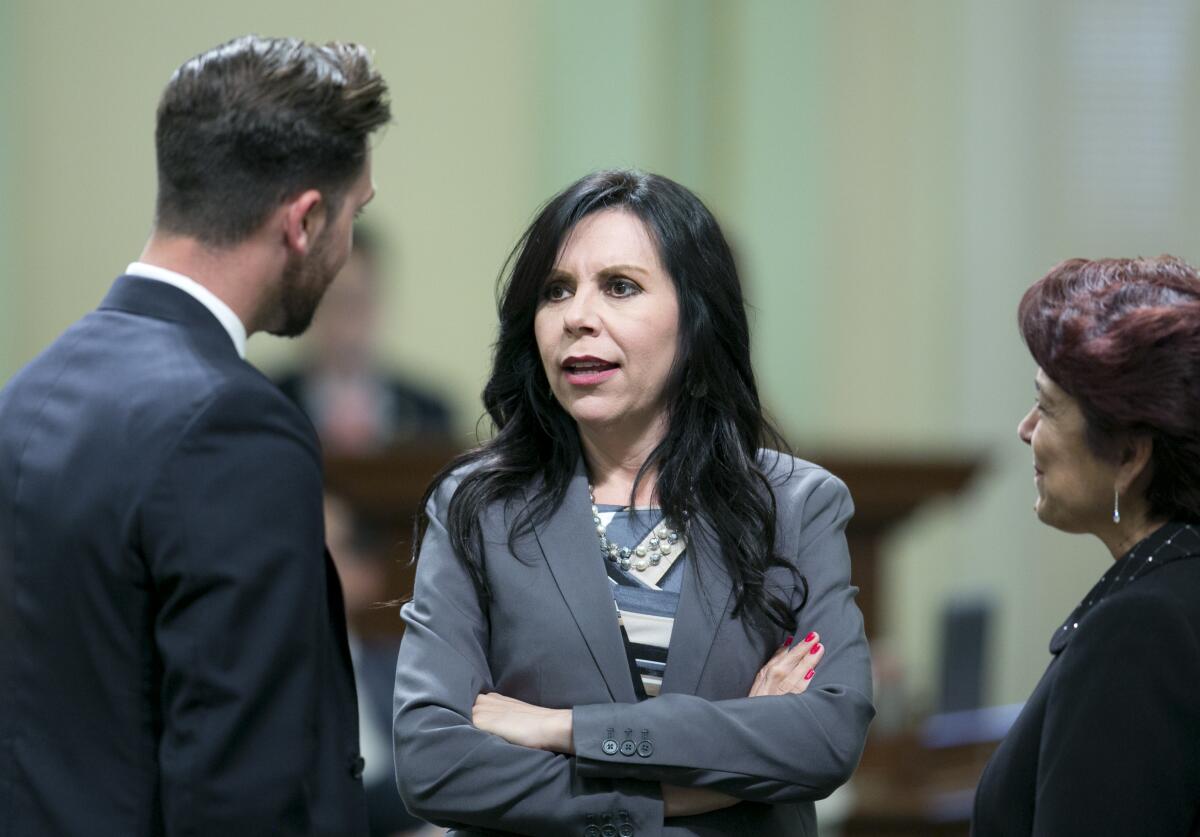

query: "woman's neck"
xmin=1098 ymin=502 xmax=1168 ymax=560
xmin=579 ymin=416 xmax=667 ymax=507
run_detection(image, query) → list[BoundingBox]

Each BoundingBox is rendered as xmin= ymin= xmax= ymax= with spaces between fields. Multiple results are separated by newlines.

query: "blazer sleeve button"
xmin=584 ymin=827 xmax=601 ymax=837
xmin=618 ymin=739 xmax=636 ymax=757
xmin=602 ymin=738 xmax=619 ymax=755
xmin=601 ymin=826 xmax=617 ymax=837
xmin=636 ymin=740 xmax=653 ymax=758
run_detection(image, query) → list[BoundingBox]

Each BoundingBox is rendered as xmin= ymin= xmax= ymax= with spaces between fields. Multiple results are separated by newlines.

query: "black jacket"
xmin=0 ymin=276 xmax=368 ymax=835
xmin=972 ymin=522 xmax=1200 ymax=836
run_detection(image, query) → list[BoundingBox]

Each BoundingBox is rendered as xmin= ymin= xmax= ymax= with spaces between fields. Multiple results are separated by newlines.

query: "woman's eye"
xmin=543 ymin=283 xmax=571 ymax=301
xmin=608 ymin=278 xmax=639 ymax=297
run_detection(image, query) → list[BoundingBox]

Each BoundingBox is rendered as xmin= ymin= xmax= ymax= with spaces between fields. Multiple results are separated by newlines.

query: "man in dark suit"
xmin=0 ymin=35 xmax=390 ymax=835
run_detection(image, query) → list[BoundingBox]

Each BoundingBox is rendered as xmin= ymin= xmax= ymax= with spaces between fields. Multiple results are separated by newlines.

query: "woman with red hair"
xmin=972 ymin=256 xmax=1200 ymax=836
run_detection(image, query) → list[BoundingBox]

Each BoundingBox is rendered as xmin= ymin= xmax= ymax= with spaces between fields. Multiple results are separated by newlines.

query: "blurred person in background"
xmin=325 ymin=494 xmax=442 ymax=837
xmin=0 ymin=36 xmax=389 ymax=835
xmin=277 ymin=225 xmax=454 ymax=455
xmin=972 ymin=256 xmax=1200 ymax=836
xmin=393 ymin=169 xmax=872 ymax=836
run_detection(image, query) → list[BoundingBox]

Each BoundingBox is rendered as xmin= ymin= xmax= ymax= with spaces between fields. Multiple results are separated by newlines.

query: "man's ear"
xmin=282 ymin=189 xmax=326 ymax=255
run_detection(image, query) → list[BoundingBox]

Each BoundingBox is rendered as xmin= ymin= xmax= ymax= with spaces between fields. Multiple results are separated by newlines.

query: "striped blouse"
xmin=596 ymin=505 xmax=687 ymax=698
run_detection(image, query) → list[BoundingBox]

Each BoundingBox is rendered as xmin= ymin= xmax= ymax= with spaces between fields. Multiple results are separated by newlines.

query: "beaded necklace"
xmin=588 ymin=483 xmax=682 ymax=572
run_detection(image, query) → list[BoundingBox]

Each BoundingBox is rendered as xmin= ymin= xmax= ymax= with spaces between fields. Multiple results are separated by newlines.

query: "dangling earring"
xmin=1112 ymin=488 xmax=1121 ymax=524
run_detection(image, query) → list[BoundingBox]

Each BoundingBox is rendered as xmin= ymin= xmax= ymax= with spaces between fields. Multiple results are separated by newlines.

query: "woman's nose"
xmin=563 ymin=289 xmax=600 ymax=333
xmin=1017 ymin=406 xmax=1036 ymax=445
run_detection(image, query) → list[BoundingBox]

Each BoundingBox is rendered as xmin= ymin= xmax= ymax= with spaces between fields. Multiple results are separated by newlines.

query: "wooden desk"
xmin=844 ymin=729 xmax=998 ymax=836
xmin=807 ymin=455 xmax=980 ymax=637
xmin=323 ymin=439 xmax=462 ymax=639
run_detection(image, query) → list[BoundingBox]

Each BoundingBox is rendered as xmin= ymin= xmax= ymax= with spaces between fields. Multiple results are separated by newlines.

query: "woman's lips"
xmin=565 ymin=369 xmax=617 ymax=385
xmin=562 ymin=357 xmax=618 ymax=386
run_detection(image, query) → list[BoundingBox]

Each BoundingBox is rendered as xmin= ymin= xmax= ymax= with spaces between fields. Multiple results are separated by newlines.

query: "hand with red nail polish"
xmin=748 ymin=630 xmax=826 ymax=697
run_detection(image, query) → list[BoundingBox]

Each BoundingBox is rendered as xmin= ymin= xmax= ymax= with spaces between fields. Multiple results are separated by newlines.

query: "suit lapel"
xmin=527 ymin=459 xmax=638 ymax=704
xmin=661 ymin=518 xmax=734 ymax=696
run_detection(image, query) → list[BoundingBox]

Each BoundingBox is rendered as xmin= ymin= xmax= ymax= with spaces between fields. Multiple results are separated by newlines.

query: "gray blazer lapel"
xmin=661 ymin=519 xmax=734 ymax=696
xmin=527 ymin=461 xmax=638 ymax=703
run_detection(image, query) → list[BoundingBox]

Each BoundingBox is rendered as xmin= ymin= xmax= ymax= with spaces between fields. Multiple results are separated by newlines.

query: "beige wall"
xmin=0 ymin=1 xmax=16 ymax=371
xmin=6 ymin=0 xmax=1200 ymax=712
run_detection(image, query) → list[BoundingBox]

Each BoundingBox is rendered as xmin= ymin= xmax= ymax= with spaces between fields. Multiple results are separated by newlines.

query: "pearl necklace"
xmin=588 ymin=483 xmax=681 ymax=572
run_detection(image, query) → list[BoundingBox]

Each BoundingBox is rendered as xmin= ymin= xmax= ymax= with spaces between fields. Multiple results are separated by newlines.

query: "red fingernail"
xmin=804 ymin=669 xmax=815 ymax=681
xmin=810 ymin=643 xmax=821 ymax=655
xmin=804 ymin=632 xmax=816 ymax=643
xmin=784 ymin=635 xmax=793 ymax=646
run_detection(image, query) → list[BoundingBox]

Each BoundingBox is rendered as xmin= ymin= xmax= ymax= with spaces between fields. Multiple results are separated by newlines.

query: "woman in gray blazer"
xmin=393 ymin=170 xmax=874 ymax=837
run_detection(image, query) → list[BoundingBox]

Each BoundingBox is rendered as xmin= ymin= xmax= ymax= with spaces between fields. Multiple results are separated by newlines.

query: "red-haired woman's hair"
xmin=1019 ymin=256 xmax=1200 ymax=521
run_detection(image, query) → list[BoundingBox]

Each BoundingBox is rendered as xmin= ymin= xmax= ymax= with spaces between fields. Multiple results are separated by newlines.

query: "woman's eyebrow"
xmin=597 ymin=264 xmax=650 ymax=277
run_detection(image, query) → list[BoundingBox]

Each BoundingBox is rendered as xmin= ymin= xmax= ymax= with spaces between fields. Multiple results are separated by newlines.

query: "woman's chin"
xmin=565 ymin=405 xmax=623 ymax=429
xmin=567 ymin=402 xmax=660 ymax=432
xmin=1032 ymin=500 xmax=1091 ymax=535
xmin=1032 ymin=496 xmax=1056 ymax=527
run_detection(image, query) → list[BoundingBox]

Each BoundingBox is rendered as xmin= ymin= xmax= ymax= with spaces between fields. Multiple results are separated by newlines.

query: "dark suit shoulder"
xmin=1074 ymin=560 xmax=1200 ymax=652
xmin=199 ymin=364 xmax=313 ymax=427
xmin=104 ymin=316 xmax=316 ymax=465
xmin=1130 ymin=553 xmax=1200 ymax=619
xmin=53 ymin=306 xmax=232 ymax=422
xmin=8 ymin=304 xmax=316 ymax=489
xmin=199 ymin=370 xmax=314 ymax=433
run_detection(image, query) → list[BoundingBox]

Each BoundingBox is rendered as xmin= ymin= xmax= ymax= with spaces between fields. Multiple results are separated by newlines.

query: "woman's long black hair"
xmin=415 ymin=169 xmax=801 ymax=631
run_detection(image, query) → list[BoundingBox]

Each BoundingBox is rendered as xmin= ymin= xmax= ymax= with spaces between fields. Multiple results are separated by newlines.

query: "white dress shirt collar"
xmin=125 ymin=261 xmax=247 ymax=358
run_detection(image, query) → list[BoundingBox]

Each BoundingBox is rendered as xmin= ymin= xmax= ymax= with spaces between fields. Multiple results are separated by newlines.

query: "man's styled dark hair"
xmin=418 ymin=169 xmax=801 ymax=632
xmin=154 ymin=35 xmax=391 ymax=246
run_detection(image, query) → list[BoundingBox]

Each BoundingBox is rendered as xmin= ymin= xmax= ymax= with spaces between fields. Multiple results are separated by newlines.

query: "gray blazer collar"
xmin=526 ymin=455 xmax=734 ymax=701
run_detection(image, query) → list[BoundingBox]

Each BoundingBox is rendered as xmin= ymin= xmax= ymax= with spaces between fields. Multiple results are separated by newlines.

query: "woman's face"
xmin=534 ymin=209 xmax=680 ymax=436
xmin=1018 ymin=368 xmax=1121 ymax=534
